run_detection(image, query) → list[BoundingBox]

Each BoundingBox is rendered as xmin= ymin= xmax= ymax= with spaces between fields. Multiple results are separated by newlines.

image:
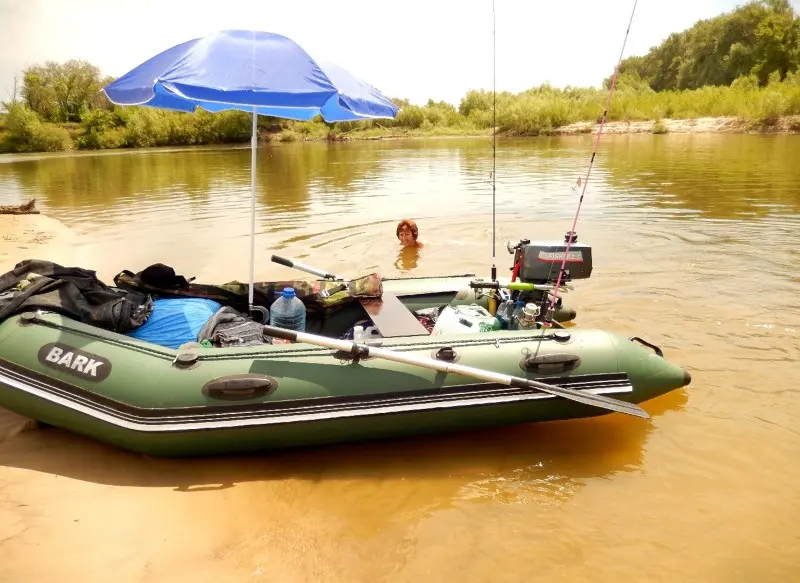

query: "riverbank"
xmin=549 ymin=115 xmax=800 ymax=136
xmin=3 ymin=114 xmax=800 ymax=155
xmin=330 ymin=115 xmax=800 ymax=141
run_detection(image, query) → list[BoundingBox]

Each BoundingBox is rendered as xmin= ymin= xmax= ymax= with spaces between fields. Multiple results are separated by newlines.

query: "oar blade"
xmin=526 ymin=380 xmax=650 ymax=419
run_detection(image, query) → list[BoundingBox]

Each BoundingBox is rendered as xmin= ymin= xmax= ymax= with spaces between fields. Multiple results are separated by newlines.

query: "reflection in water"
xmin=2 ymin=147 xmax=226 ymax=211
xmin=2 ymin=135 xmax=799 ymax=225
xmin=1 ymin=135 xmax=799 ymax=582
xmin=0 ymin=393 xmax=683 ymax=582
xmin=600 ymin=133 xmax=800 ymax=219
xmin=0 ymin=391 xmax=686 ymax=491
xmin=394 ymin=244 xmax=421 ymax=272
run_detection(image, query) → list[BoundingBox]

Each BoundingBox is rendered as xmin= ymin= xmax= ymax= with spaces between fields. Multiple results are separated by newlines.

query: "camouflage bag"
xmin=113 ymin=265 xmax=382 ymax=316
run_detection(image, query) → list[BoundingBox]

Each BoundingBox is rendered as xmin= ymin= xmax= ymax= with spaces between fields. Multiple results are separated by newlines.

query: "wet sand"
xmin=0 ymin=213 xmax=80 ymax=269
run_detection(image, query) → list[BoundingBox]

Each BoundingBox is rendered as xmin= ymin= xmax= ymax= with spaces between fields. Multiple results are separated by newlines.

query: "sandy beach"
xmin=550 ymin=115 xmax=800 ymax=136
xmin=0 ymin=213 xmax=78 ymax=272
xmin=0 ymin=213 xmax=80 ymax=445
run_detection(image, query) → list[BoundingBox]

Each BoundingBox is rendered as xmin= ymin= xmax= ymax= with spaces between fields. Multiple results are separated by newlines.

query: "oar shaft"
xmin=262 ymin=325 xmax=649 ymax=419
xmin=266 ymin=324 xmax=469 ymax=375
xmin=270 ymin=255 xmax=340 ymax=280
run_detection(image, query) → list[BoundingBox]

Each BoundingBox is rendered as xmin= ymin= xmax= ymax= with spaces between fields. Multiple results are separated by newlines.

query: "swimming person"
xmin=394 ymin=219 xmax=424 ymax=272
xmin=396 ymin=219 xmax=424 ymax=248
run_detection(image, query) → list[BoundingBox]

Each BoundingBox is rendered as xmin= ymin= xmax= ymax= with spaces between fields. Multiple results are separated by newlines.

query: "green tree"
xmin=21 ymin=60 xmax=107 ymax=122
xmin=751 ymin=2 xmax=799 ymax=83
xmin=618 ymin=1 xmax=799 ymax=90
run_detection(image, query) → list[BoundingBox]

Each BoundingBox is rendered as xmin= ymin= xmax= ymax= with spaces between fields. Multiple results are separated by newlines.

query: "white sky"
xmin=1 ymin=0 xmax=798 ymax=106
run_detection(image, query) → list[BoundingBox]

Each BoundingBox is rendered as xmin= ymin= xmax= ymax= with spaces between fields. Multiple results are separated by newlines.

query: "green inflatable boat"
xmin=0 ymin=239 xmax=691 ymax=457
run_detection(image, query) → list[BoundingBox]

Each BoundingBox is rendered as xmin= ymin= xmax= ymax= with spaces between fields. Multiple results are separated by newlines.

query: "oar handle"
xmin=270 ymin=255 xmax=294 ymax=268
xmin=270 ymin=255 xmax=342 ymax=280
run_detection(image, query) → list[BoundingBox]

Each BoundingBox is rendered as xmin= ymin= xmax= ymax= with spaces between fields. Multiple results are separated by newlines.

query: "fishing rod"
xmin=543 ymin=0 xmax=639 ymax=327
xmin=486 ymin=0 xmax=498 ymax=316
xmin=490 ymin=0 xmax=497 ymax=284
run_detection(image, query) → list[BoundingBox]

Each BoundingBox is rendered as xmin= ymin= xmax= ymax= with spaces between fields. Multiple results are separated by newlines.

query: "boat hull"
xmin=0 ymin=312 xmax=689 ymax=456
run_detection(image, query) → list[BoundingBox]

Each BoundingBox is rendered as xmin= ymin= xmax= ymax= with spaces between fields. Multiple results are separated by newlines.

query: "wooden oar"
xmin=263 ymin=324 xmax=650 ymax=419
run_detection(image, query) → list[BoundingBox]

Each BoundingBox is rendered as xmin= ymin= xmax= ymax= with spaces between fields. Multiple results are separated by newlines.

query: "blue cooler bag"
xmin=126 ymin=298 xmax=221 ymax=349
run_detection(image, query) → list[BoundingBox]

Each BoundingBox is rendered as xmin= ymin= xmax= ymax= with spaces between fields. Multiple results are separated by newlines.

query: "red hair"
xmin=396 ymin=219 xmax=419 ymax=240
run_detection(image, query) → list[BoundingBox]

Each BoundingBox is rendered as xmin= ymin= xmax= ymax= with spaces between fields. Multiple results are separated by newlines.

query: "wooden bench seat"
xmin=358 ymin=292 xmax=430 ymax=338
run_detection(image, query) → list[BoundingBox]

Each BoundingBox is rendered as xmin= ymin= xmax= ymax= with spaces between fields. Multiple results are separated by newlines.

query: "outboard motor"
xmin=465 ymin=231 xmax=593 ymax=328
xmin=510 ymin=230 xmax=593 ymax=285
xmin=498 ymin=231 xmax=593 ymax=327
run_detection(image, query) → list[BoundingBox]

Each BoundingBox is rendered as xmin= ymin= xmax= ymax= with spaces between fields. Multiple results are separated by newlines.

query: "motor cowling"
xmin=509 ymin=231 xmax=593 ymax=284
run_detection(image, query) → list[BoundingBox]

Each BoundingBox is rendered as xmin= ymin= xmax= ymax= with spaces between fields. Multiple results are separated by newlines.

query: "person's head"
xmin=396 ymin=219 xmax=419 ymax=247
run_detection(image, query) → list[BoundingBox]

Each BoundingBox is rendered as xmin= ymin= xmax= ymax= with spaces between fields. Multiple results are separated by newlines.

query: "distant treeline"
xmin=1 ymin=0 xmax=798 ymax=153
xmin=618 ymin=0 xmax=799 ymax=90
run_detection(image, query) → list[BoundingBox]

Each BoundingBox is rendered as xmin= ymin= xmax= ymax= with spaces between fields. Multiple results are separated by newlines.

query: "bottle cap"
xmin=523 ymin=303 xmax=540 ymax=318
xmin=282 ymin=287 xmax=296 ymax=299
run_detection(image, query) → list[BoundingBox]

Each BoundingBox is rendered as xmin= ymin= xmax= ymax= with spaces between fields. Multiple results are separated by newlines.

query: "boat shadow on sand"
xmin=0 ymin=389 xmax=688 ymax=493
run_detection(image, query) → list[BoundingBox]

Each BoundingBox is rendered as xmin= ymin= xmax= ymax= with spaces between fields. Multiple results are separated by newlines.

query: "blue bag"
xmin=126 ymin=298 xmax=221 ymax=349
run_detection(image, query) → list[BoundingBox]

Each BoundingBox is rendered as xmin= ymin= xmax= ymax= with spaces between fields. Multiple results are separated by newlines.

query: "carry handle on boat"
xmin=629 ymin=336 xmax=664 ymax=357
xmin=270 ymin=255 xmax=343 ymax=281
xmin=262 ymin=324 xmax=650 ymax=420
xmin=202 ymin=374 xmax=277 ymax=401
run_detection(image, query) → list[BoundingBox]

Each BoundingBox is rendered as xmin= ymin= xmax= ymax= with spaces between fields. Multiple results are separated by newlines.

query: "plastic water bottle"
xmin=510 ymin=300 xmax=525 ymax=330
xmin=269 ymin=287 xmax=306 ymax=333
xmin=496 ymin=299 xmax=515 ymax=329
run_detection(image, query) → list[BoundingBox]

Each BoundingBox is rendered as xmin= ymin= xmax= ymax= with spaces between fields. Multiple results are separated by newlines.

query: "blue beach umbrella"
xmin=103 ymin=30 xmax=399 ymax=311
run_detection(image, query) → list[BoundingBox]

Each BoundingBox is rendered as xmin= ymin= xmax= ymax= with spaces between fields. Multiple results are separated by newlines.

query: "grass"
xmin=272 ymin=73 xmax=800 ymax=141
xmin=1 ymin=73 xmax=799 ymax=153
xmin=652 ymin=119 xmax=669 ymax=134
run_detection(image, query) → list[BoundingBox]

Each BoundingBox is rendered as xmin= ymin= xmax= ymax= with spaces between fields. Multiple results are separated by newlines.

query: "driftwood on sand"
xmin=0 ymin=199 xmax=39 ymax=215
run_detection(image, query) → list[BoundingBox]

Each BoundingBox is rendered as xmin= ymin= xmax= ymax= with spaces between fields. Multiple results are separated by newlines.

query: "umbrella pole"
xmin=249 ymin=107 xmax=257 ymax=312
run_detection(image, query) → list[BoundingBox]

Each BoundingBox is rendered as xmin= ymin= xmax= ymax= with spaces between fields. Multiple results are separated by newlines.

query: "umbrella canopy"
xmin=102 ymin=30 xmax=399 ymax=312
xmin=103 ymin=30 xmax=398 ymax=120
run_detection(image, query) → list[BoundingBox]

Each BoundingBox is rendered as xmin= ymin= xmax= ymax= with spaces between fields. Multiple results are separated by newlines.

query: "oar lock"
xmin=433 ymin=346 xmax=459 ymax=362
xmin=553 ymin=330 xmax=571 ymax=342
xmin=173 ymin=351 xmax=199 ymax=368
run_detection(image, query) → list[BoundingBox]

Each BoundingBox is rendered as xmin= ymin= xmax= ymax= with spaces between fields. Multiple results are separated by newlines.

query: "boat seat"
xmin=358 ymin=292 xmax=429 ymax=338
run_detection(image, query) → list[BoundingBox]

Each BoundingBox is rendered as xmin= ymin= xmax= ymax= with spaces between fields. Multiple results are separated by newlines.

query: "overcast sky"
xmin=1 ymin=0 xmax=797 ymax=106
